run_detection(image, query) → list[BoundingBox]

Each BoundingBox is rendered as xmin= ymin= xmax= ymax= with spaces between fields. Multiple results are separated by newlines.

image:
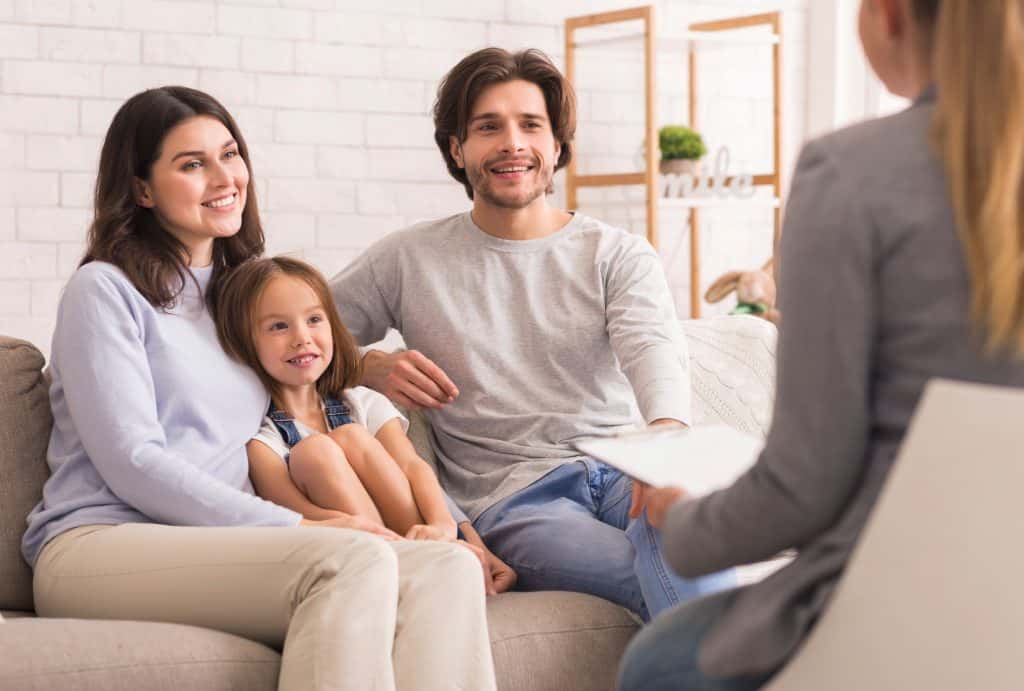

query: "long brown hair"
xmin=918 ymin=0 xmax=1024 ymax=354
xmin=215 ymin=256 xmax=362 ymax=407
xmin=433 ymin=48 xmax=576 ymax=200
xmin=81 ymin=86 xmax=264 ymax=311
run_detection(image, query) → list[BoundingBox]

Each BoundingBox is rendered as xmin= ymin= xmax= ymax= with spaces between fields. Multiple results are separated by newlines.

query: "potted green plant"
xmin=658 ymin=125 xmax=707 ymax=176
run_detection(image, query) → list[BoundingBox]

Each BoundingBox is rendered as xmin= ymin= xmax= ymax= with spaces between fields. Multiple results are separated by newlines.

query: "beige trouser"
xmin=34 ymin=523 xmax=496 ymax=691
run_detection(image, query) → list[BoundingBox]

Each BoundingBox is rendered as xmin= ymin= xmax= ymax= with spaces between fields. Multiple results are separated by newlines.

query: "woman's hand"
xmin=300 ymin=514 xmax=403 ymax=541
xmin=405 ymin=523 xmax=457 ymax=542
xmin=630 ymin=419 xmax=687 ymax=519
xmin=628 ymin=481 xmax=653 ymax=519
xmin=643 ymin=487 xmax=689 ymax=530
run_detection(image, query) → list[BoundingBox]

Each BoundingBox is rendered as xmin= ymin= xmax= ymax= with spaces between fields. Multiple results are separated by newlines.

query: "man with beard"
xmin=329 ymin=48 xmax=733 ymax=620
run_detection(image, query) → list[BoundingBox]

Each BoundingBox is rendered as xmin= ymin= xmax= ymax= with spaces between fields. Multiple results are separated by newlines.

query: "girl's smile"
xmin=286 ymin=353 xmax=322 ymax=368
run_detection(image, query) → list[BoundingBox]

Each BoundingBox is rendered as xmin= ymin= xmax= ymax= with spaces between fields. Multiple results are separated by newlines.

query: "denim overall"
xmin=267 ymin=395 xmax=353 ymax=455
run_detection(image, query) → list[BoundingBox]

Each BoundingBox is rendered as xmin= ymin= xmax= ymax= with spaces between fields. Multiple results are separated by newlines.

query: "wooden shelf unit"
xmin=564 ymin=7 xmax=784 ymax=317
xmin=565 ymin=6 xmax=659 ymax=246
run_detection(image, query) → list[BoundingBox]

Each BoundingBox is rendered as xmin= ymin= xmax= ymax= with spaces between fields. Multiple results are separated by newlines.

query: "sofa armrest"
xmin=0 ymin=336 xmax=52 ymax=612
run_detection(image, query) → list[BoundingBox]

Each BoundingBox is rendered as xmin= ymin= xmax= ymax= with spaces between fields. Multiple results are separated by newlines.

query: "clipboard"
xmin=572 ymin=424 xmax=763 ymax=496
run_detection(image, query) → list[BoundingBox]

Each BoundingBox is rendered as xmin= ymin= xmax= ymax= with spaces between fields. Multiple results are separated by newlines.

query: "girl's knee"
xmin=289 ymin=435 xmax=353 ymax=491
xmin=292 ymin=432 xmax=343 ymax=455
xmin=328 ymin=423 xmax=372 ymax=447
xmin=290 ymin=433 xmax=346 ymax=467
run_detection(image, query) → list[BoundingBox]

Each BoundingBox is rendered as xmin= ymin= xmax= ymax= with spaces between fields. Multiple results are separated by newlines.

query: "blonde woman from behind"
xmin=617 ymin=1 xmax=1024 ymax=689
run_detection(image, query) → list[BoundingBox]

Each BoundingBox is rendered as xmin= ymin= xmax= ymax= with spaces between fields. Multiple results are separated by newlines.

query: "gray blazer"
xmin=663 ymin=87 xmax=1024 ymax=677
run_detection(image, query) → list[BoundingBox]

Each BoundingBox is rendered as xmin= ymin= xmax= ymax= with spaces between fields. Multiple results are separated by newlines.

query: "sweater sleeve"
xmin=663 ymin=139 xmax=876 ymax=576
xmin=605 ymin=239 xmax=692 ymax=426
xmin=53 ymin=269 xmax=302 ymax=528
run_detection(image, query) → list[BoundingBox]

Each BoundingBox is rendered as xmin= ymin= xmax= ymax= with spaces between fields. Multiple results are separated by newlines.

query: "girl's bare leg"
xmin=289 ymin=433 xmax=384 ymax=524
xmin=329 ymin=424 xmax=424 ymax=533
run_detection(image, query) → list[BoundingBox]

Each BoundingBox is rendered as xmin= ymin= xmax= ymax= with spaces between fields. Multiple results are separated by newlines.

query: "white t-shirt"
xmin=252 ymin=386 xmax=408 ymax=461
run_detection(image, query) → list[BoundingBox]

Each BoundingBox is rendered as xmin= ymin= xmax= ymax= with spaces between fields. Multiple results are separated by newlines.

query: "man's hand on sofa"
xmin=486 ymin=549 xmax=518 ymax=594
xmin=458 ymin=521 xmax=518 ymax=595
xmin=456 ymin=539 xmax=498 ymax=595
xmin=361 ymin=349 xmax=459 ymax=410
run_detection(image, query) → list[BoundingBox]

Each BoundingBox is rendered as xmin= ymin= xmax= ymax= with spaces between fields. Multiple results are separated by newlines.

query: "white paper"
xmin=573 ymin=424 xmax=763 ymax=496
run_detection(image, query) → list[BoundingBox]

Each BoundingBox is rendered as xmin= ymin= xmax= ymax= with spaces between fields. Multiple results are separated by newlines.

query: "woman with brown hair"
xmin=21 ymin=86 xmax=496 ymax=691
xmin=618 ymin=0 xmax=1024 ymax=688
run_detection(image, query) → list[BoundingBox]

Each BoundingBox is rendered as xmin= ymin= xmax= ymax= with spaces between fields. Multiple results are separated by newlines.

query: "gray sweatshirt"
xmin=330 ymin=211 xmax=691 ymax=520
xmin=664 ymin=88 xmax=1024 ymax=677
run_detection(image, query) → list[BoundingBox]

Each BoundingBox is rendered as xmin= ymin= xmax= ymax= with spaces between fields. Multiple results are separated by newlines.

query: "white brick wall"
xmin=1 ymin=0 xmax=809 ymax=356
xmin=41 ymin=27 xmax=139 ymax=62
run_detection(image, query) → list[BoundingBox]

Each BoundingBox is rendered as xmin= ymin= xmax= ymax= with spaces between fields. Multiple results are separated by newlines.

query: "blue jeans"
xmin=473 ymin=459 xmax=736 ymax=621
xmin=616 ymin=588 xmax=773 ymax=691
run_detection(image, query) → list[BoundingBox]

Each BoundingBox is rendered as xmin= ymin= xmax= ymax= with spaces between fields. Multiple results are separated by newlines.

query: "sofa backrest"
xmin=0 ymin=337 xmax=51 ymax=612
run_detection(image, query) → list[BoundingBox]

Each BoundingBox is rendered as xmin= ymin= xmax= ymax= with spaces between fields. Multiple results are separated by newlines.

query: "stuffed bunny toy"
xmin=704 ymin=259 xmax=779 ymax=324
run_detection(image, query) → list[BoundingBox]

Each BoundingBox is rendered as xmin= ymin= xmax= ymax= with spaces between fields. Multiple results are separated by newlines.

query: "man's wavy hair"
xmin=432 ymin=48 xmax=576 ymax=200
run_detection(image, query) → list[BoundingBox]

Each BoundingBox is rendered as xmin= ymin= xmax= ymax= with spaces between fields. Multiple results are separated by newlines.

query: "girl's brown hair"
xmin=433 ymin=47 xmax=576 ymax=200
xmin=82 ymin=86 xmax=264 ymax=311
xmin=917 ymin=0 xmax=1024 ymax=354
xmin=215 ymin=256 xmax=363 ymax=406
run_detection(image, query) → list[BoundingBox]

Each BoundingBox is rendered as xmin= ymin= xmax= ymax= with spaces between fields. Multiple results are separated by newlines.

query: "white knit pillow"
xmin=682 ymin=315 xmax=777 ymax=439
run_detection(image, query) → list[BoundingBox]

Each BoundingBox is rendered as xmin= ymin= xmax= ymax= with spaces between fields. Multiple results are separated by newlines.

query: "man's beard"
xmin=465 ymin=159 xmax=553 ymax=209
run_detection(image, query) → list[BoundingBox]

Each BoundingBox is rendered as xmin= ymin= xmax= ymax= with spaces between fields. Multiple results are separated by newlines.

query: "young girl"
xmin=215 ymin=255 xmax=458 ymax=542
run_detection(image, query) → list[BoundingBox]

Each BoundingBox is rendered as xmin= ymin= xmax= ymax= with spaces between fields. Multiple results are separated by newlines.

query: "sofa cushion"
xmin=487 ymin=591 xmax=639 ymax=691
xmin=1 ymin=593 xmax=635 ymax=691
xmin=0 ymin=609 xmax=31 ymax=619
xmin=0 ymin=337 xmax=51 ymax=611
xmin=0 ymin=618 xmax=279 ymax=691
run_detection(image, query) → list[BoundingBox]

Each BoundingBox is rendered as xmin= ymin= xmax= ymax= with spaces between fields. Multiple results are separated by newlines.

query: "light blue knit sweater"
xmin=22 ymin=261 xmax=301 ymax=567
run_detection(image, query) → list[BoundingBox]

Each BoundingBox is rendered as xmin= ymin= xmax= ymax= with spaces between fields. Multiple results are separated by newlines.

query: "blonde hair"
xmin=214 ymin=256 xmax=363 ymax=406
xmin=925 ymin=0 xmax=1024 ymax=354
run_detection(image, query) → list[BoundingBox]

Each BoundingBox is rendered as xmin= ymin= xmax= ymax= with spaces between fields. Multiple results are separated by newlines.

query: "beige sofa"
xmin=0 ymin=316 xmax=776 ymax=691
